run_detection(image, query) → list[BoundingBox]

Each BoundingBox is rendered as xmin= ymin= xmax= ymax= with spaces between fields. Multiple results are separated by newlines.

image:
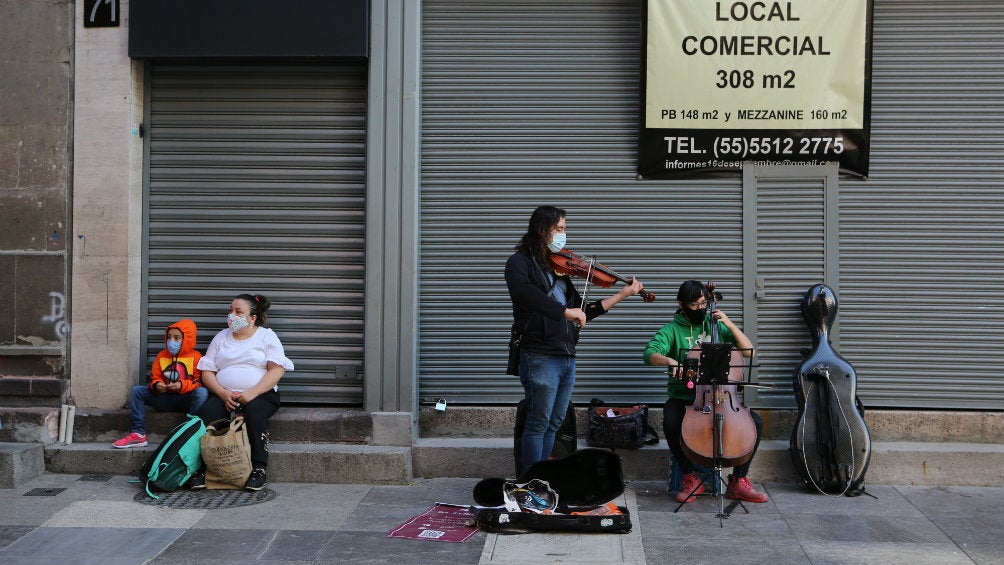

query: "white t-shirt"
xmin=197 ymin=327 xmax=294 ymax=392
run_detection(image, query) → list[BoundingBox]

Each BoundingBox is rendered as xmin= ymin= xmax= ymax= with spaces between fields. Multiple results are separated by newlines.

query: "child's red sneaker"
xmin=112 ymin=432 xmax=148 ymax=449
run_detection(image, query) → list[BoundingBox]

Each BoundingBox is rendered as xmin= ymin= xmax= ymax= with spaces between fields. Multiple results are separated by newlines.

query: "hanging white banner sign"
xmin=639 ymin=0 xmax=872 ymax=178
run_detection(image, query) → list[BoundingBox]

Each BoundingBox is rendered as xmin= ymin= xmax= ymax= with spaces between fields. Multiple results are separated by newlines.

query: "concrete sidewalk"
xmin=0 ymin=473 xmax=1002 ymax=565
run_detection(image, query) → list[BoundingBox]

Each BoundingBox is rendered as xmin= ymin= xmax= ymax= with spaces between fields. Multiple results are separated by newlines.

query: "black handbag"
xmin=506 ymin=320 xmax=529 ymax=376
xmin=585 ymin=399 xmax=659 ymax=450
xmin=506 ymin=332 xmax=521 ymax=376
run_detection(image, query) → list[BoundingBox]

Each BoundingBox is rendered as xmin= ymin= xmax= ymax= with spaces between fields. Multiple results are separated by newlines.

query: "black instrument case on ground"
xmin=471 ymin=448 xmax=632 ymax=533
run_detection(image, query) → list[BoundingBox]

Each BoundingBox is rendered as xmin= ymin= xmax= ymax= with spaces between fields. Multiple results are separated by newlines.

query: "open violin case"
xmin=470 ymin=448 xmax=632 ymax=533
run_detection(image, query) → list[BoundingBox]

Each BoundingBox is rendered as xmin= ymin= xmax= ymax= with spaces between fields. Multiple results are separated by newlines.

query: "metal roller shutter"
xmin=143 ymin=62 xmax=367 ymax=405
xmin=419 ymin=0 xmax=745 ymax=405
xmin=839 ymin=0 xmax=1004 ymax=409
xmin=421 ymin=0 xmax=1004 ymax=410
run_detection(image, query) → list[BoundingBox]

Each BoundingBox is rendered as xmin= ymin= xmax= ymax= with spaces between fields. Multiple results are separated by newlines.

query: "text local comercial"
xmin=682 ymin=35 xmax=830 ymax=57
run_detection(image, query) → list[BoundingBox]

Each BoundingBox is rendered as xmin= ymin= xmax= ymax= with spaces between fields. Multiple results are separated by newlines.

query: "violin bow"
xmin=579 ymin=255 xmax=596 ymax=312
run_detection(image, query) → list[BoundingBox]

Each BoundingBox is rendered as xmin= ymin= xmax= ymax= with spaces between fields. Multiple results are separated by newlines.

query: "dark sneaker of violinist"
xmin=643 ymin=280 xmax=769 ymax=504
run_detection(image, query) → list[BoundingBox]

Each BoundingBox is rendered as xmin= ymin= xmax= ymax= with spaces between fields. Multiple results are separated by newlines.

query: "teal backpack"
xmin=138 ymin=414 xmax=206 ymax=498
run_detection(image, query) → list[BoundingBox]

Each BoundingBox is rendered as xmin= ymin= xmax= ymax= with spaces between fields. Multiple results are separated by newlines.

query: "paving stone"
xmin=152 ymin=528 xmax=273 ymax=562
xmin=315 ymin=530 xmax=486 ymax=564
xmin=190 ymin=483 xmax=371 ymax=531
xmin=0 ymin=527 xmax=183 ymax=565
xmin=961 ymin=544 xmax=1004 ymax=565
xmin=0 ymin=525 xmax=34 ymax=551
xmin=43 ymin=500 xmax=205 ymax=528
xmin=784 ymin=513 xmax=953 ymax=543
xmin=801 ymin=541 xmax=977 ymax=565
xmin=643 ymin=537 xmax=809 ymax=565
xmin=254 ymin=530 xmax=338 ymax=562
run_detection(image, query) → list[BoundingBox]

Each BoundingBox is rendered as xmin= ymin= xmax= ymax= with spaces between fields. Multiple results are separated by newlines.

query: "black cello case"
xmin=790 ymin=283 xmax=872 ymax=496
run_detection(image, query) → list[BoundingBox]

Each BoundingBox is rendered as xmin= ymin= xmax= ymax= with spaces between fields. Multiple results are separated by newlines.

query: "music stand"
xmin=673 ymin=342 xmax=753 ymax=525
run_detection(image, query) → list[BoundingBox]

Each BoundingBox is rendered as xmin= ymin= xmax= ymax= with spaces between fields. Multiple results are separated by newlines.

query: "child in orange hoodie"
xmin=113 ymin=319 xmax=209 ymax=448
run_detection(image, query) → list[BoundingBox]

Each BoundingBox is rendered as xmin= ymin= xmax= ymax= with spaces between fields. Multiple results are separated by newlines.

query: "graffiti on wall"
xmin=41 ymin=291 xmax=69 ymax=341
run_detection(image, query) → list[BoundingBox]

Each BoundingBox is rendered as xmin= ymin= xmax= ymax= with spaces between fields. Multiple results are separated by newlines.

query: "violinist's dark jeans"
xmin=662 ymin=398 xmax=763 ymax=479
xmin=519 ymin=350 xmax=576 ymax=475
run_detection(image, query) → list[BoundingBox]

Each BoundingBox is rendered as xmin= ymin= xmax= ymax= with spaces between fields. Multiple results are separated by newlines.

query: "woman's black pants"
xmin=198 ymin=389 xmax=280 ymax=469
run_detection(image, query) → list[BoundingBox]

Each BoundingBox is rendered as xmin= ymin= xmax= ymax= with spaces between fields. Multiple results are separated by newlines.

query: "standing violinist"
xmin=642 ymin=280 xmax=768 ymax=503
xmin=506 ymin=205 xmax=644 ymax=474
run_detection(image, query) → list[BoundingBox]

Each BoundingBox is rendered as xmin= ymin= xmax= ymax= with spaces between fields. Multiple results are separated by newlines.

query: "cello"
xmin=790 ymin=284 xmax=871 ymax=496
xmin=679 ymin=282 xmax=758 ymax=469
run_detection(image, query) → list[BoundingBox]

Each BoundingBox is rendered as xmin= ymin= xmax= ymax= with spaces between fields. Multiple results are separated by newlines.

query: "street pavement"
xmin=0 ymin=472 xmax=1002 ymax=565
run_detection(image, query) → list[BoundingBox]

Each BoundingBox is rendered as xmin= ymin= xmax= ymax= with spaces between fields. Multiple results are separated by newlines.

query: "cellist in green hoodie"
xmin=643 ymin=280 xmax=768 ymax=504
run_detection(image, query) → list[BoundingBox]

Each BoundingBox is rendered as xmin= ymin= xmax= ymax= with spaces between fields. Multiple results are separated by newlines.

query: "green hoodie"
xmin=642 ymin=310 xmax=737 ymax=401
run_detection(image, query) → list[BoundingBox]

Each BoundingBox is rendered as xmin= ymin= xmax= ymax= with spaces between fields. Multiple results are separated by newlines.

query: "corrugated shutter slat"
xmin=144 ymin=62 xmax=367 ymax=405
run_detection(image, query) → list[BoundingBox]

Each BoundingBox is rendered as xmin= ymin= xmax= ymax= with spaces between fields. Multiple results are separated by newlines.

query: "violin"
xmin=678 ymin=282 xmax=757 ymax=468
xmin=548 ymin=248 xmax=656 ymax=302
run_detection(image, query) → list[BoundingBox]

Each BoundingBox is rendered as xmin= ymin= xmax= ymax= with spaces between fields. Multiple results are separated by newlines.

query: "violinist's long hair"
xmin=516 ymin=205 xmax=566 ymax=267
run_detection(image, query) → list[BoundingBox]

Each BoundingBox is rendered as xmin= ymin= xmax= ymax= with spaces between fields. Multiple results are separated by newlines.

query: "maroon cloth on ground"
xmin=386 ymin=503 xmax=479 ymax=543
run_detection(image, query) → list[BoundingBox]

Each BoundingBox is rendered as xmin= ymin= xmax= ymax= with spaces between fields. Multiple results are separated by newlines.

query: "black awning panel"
xmin=129 ymin=0 xmax=368 ymax=59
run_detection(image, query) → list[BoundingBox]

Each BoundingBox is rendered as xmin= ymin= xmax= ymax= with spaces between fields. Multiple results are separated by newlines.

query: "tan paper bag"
xmin=201 ymin=417 xmax=253 ymax=489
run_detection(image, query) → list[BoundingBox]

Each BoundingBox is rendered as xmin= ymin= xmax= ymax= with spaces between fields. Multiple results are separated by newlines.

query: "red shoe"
xmin=726 ymin=475 xmax=768 ymax=503
xmin=112 ymin=432 xmax=148 ymax=449
xmin=675 ymin=472 xmax=705 ymax=503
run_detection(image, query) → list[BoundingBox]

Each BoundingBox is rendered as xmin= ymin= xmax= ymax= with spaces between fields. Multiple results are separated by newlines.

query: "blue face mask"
xmin=167 ymin=340 xmax=182 ymax=355
xmin=547 ymin=232 xmax=567 ymax=253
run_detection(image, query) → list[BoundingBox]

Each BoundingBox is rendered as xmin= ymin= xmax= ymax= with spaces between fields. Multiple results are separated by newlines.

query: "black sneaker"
xmin=244 ymin=468 xmax=267 ymax=491
xmin=188 ymin=471 xmax=206 ymax=490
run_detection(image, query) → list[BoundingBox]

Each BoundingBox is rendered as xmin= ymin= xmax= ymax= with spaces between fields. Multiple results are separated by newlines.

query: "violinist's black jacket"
xmin=505 ymin=250 xmax=609 ymax=357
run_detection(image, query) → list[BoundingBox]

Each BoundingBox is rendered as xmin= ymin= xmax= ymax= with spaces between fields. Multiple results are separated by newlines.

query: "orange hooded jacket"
xmin=150 ymin=319 xmax=203 ymax=395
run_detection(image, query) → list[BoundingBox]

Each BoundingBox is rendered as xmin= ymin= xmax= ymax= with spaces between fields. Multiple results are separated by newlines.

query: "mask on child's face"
xmin=228 ymin=313 xmax=251 ymax=332
xmin=167 ymin=340 xmax=182 ymax=355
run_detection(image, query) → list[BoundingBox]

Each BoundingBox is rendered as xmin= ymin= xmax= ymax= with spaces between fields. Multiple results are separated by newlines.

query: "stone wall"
xmin=0 ymin=0 xmax=72 ymax=378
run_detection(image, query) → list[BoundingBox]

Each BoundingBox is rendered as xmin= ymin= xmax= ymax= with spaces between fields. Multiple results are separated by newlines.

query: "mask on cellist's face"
xmin=683 ymin=307 xmax=706 ymax=325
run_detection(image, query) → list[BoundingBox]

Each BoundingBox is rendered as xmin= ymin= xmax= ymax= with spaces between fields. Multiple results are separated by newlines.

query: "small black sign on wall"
xmin=84 ymin=0 xmax=120 ymax=28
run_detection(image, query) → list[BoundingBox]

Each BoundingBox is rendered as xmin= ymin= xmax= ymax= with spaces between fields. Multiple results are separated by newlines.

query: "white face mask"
xmin=228 ymin=313 xmax=251 ymax=332
xmin=547 ymin=232 xmax=567 ymax=253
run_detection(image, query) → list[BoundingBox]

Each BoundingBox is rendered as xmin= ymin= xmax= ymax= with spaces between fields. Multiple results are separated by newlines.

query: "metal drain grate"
xmin=24 ymin=488 xmax=67 ymax=497
xmin=134 ymin=488 xmax=277 ymax=509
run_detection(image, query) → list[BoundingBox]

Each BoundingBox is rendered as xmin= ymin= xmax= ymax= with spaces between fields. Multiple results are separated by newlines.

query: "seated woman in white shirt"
xmin=190 ymin=293 xmax=294 ymax=491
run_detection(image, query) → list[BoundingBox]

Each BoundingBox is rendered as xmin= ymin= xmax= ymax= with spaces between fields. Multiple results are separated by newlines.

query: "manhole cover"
xmin=134 ymin=488 xmax=277 ymax=509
